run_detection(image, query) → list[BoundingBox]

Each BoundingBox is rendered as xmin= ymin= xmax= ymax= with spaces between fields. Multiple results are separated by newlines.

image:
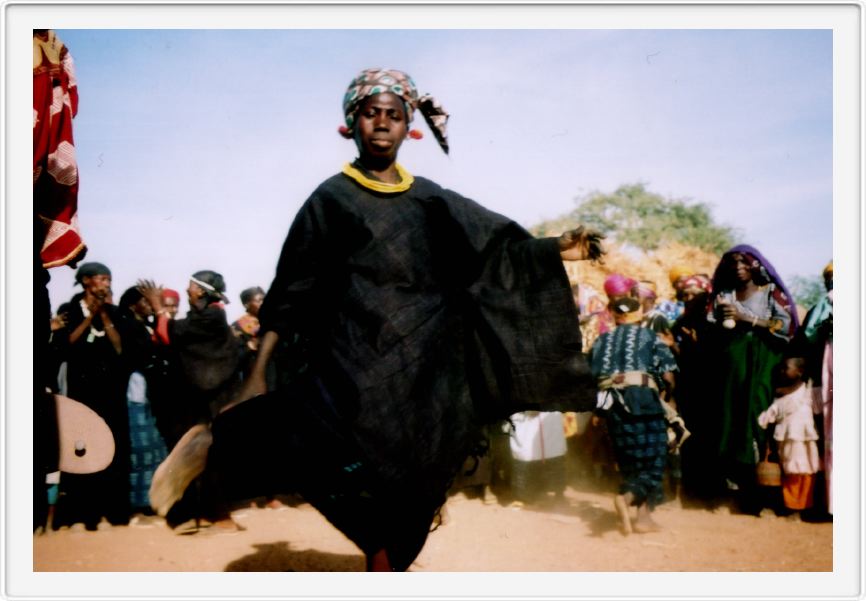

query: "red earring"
xmin=408 ymin=129 xmax=423 ymax=140
xmin=338 ymin=125 xmax=353 ymax=138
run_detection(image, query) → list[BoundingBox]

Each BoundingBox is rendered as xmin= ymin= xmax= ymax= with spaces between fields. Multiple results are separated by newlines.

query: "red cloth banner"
xmin=33 ymin=31 xmax=86 ymax=268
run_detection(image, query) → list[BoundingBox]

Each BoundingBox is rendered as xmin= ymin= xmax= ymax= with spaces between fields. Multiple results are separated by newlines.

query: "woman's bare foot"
xmin=614 ymin=492 xmax=634 ymax=535
xmin=200 ymin=517 xmax=246 ymax=536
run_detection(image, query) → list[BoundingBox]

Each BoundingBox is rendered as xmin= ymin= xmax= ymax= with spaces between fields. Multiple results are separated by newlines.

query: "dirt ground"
xmin=33 ymin=482 xmax=831 ymax=573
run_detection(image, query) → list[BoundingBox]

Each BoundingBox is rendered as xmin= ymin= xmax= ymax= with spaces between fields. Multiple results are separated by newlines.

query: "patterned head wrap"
xmin=75 ymin=262 xmax=111 ymax=285
xmin=822 ymin=261 xmax=833 ymax=277
xmin=711 ymin=244 xmax=799 ymax=336
xmin=603 ymin=274 xmax=637 ymax=298
xmin=681 ymin=274 xmax=712 ymax=294
xmin=635 ymin=280 xmax=657 ymax=301
xmin=118 ymin=286 xmax=144 ymax=310
xmin=342 ymin=68 xmax=450 ymax=154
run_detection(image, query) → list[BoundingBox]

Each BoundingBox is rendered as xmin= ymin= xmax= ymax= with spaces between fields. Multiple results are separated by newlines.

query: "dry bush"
xmin=563 ymin=241 xmax=721 ymax=301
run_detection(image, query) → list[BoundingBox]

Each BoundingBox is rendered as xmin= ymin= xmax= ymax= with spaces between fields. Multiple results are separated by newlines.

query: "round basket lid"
xmin=55 ymin=394 xmax=115 ymax=474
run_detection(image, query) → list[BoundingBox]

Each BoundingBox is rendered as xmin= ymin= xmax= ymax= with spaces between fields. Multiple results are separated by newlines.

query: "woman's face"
xmin=682 ymin=289 xmax=707 ymax=312
xmin=354 ymin=92 xmax=408 ymax=164
xmin=730 ymin=253 xmax=754 ymax=284
xmin=133 ymin=297 xmax=153 ymax=319
xmin=83 ymin=274 xmax=112 ymax=299
xmin=187 ymin=281 xmax=205 ymax=305
xmin=162 ymin=296 xmax=179 ymax=318
xmin=245 ymin=293 xmax=264 ymax=317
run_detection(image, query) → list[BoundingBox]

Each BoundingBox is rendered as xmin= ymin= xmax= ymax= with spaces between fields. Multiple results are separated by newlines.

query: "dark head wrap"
xmin=74 ymin=262 xmax=111 ymax=285
xmin=611 ymin=296 xmax=641 ymax=315
xmin=710 ymin=244 xmax=799 ymax=335
xmin=342 ymin=68 xmax=450 ymax=154
xmin=118 ymin=286 xmax=144 ymax=310
xmin=190 ymin=270 xmax=229 ymax=304
xmin=240 ymin=286 xmax=265 ymax=306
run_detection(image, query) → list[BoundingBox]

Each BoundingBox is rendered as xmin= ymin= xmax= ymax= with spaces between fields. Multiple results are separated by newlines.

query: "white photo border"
xmin=3 ymin=2 xmax=861 ymax=599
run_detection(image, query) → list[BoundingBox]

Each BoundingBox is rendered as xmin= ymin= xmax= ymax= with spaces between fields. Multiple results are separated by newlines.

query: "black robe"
xmin=671 ymin=309 xmax=723 ymax=499
xmin=164 ymin=303 xmax=244 ymax=526
xmin=53 ymin=295 xmax=131 ymax=527
xmin=209 ymin=173 xmax=596 ymax=569
xmin=170 ymin=303 xmax=243 ymax=425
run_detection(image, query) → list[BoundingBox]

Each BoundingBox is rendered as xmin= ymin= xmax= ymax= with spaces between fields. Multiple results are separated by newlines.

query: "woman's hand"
xmin=721 ymin=303 xmax=766 ymax=328
xmin=136 ymin=279 xmax=164 ymax=313
xmin=721 ymin=303 xmax=743 ymax=322
xmin=50 ymin=313 xmax=68 ymax=332
xmin=558 ymin=226 xmax=606 ymax=263
xmin=86 ymin=293 xmax=105 ymax=315
xmin=658 ymin=330 xmax=676 ymax=347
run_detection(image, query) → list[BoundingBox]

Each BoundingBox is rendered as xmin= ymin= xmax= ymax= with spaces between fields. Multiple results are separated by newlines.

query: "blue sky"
xmin=47 ymin=29 xmax=832 ymax=320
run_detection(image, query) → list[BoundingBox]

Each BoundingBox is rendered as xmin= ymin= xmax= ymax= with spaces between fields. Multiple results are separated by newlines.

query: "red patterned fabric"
xmin=233 ymin=313 xmax=260 ymax=337
xmin=34 ymin=31 xmax=86 ymax=268
xmin=681 ymin=274 xmax=712 ymax=293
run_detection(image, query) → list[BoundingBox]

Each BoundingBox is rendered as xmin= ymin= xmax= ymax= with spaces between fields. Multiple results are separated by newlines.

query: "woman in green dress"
xmin=709 ymin=245 xmax=798 ymax=514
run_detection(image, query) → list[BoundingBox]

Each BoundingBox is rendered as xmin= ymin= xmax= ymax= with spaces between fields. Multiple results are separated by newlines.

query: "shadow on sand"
xmin=224 ymin=542 xmax=365 ymax=572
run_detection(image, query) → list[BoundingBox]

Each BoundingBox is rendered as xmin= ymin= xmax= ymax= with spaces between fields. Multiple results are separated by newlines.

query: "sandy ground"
xmin=33 ymin=484 xmax=831 ymax=573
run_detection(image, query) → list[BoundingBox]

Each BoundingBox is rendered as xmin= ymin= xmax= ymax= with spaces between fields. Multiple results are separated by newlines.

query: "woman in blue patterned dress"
xmin=590 ymin=296 xmax=678 ymax=535
xmin=116 ymin=287 xmax=168 ymax=515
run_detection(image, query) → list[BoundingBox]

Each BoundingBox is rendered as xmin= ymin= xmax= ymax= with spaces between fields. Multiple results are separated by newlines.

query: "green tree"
xmin=788 ymin=275 xmax=827 ymax=309
xmin=532 ymin=183 xmax=738 ymax=255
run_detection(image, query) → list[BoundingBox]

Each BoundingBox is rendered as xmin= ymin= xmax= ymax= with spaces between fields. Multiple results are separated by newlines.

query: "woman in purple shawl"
xmin=708 ymin=244 xmax=798 ymax=514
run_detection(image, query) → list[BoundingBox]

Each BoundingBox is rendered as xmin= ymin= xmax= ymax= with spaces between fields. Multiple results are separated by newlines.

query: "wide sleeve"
xmin=802 ymin=293 xmax=833 ymax=344
xmin=257 ymin=192 xmax=330 ymax=340
xmin=652 ymin=335 xmax=679 ymax=389
xmin=767 ymin=286 xmax=793 ymax=342
xmin=428 ymin=188 xmax=596 ymax=413
xmin=757 ymin=401 xmax=779 ymax=429
xmin=652 ymin=335 xmax=679 ymax=375
xmin=170 ymin=305 xmax=241 ymax=392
